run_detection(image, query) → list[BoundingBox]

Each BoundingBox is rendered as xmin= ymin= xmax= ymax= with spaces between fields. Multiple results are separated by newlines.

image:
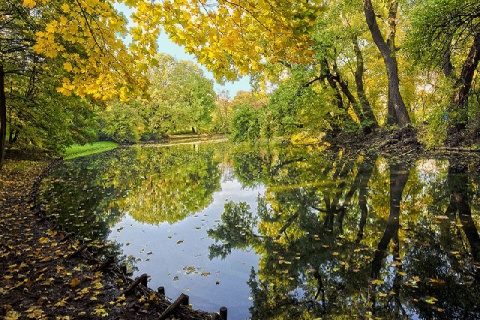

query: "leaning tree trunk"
xmin=363 ymin=0 xmax=411 ymax=127
xmin=448 ymin=30 xmax=480 ymax=138
xmin=0 ymin=65 xmax=7 ymax=169
xmin=353 ymin=37 xmax=379 ymax=132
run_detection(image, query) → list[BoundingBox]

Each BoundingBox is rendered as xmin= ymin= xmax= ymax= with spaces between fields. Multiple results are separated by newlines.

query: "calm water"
xmin=41 ymin=141 xmax=480 ymax=319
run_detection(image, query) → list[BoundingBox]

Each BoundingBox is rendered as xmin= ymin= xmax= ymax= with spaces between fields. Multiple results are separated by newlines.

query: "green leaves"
xmin=406 ymin=0 xmax=479 ymax=67
xmin=230 ymin=105 xmax=261 ymax=143
xmin=98 ymin=53 xmax=217 ymax=142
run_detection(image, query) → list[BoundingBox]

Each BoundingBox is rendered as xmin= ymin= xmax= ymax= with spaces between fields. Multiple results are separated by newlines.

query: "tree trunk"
xmin=0 ymin=65 xmax=7 ymax=169
xmin=353 ymin=38 xmax=379 ymax=132
xmin=448 ymin=30 xmax=480 ymax=136
xmin=353 ymin=157 xmax=376 ymax=243
xmin=386 ymin=88 xmax=399 ymax=125
xmin=363 ymin=0 xmax=411 ymax=127
xmin=331 ymin=59 xmax=364 ymax=121
xmin=446 ymin=157 xmax=480 ymax=264
xmin=371 ymin=162 xmax=410 ymax=279
xmin=322 ymin=66 xmax=344 ymax=111
xmin=320 ymin=59 xmax=361 ymax=131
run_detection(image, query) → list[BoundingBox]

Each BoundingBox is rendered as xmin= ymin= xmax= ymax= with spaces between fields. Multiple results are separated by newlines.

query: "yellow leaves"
xmin=425 ymin=296 xmax=438 ymax=305
xmin=41 ymin=278 xmax=55 ymax=286
xmin=56 ymin=87 xmax=72 ymax=97
xmin=5 ymin=310 xmax=21 ymax=320
xmin=45 ymin=20 xmax=58 ymax=34
xmin=23 ymin=0 xmax=36 ymax=8
xmin=92 ymin=304 xmax=108 ymax=317
xmin=26 ymin=306 xmax=45 ymax=319
xmin=63 ymin=62 xmax=73 ymax=72
xmin=25 ymin=0 xmax=157 ymax=102
xmin=54 ymin=298 xmax=69 ymax=307
xmin=93 ymin=281 xmax=104 ymax=290
xmin=61 ymin=3 xmax=70 ymax=13
xmin=156 ymin=0 xmax=323 ymax=81
xmin=39 ymin=237 xmax=50 ymax=244
xmin=124 ymin=0 xmax=140 ymax=7
xmin=119 ymin=86 xmax=130 ymax=102
xmin=59 ymin=16 xmax=68 ymax=27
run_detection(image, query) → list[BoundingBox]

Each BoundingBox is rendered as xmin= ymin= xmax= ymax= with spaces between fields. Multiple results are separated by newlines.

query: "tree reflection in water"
xmin=208 ymin=147 xmax=480 ymax=319
xmin=40 ymin=142 xmax=480 ymax=319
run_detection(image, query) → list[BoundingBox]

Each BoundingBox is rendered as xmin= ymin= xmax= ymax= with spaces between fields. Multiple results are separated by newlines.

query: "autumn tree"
xmin=1 ymin=0 xmax=40 ymax=164
xmin=362 ymin=0 xmax=411 ymax=127
xmin=98 ymin=54 xmax=216 ymax=142
xmin=228 ymin=91 xmax=269 ymax=142
xmin=157 ymin=0 xmax=322 ymax=81
xmin=0 ymin=0 xmax=161 ymax=167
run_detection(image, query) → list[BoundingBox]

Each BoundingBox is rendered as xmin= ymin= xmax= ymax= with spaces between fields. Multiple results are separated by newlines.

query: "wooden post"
xmin=159 ymin=294 xmax=189 ymax=320
xmin=220 ymin=306 xmax=227 ymax=320
xmin=140 ymin=275 xmax=148 ymax=287
xmin=181 ymin=294 xmax=189 ymax=306
xmin=122 ymin=273 xmax=148 ymax=295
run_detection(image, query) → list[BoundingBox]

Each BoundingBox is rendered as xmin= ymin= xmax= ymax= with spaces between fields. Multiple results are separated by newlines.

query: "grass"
xmin=63 ymin=141 xmax=118 ymax=160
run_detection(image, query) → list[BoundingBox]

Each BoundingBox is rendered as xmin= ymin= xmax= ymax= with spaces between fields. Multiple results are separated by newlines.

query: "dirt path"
xmin=0 ymin=159 xmax=215 ymax=319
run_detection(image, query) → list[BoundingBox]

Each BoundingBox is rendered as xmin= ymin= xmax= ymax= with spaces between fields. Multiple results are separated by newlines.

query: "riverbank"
xmin=0 ymin=157 xmax=217 ymax=319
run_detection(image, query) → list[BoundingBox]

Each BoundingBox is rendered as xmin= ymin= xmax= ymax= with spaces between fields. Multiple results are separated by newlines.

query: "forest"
xmin=1 ymin=0 xmax=479 ymax=168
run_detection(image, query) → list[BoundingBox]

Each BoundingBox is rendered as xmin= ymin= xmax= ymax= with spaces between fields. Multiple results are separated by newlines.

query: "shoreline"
xmin=0 ymin=158 xmax=218 ymax=319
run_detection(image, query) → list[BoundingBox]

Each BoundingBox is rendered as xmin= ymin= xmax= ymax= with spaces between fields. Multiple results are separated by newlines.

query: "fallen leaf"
xmin=70 ymin=278 xmax=81 ymax=288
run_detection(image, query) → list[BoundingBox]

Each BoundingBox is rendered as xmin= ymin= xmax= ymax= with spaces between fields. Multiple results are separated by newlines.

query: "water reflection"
xmin=210 ymin=147 xmax=480 ymax=319
xmin=41 ymin=144 xmax=223 ymax=236
xmin=40 ymin=142 xmax=480 ymax=319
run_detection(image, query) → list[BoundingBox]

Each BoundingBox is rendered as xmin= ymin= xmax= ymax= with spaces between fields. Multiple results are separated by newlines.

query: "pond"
xmin=40 ymin=141 xmax=480 ymax=319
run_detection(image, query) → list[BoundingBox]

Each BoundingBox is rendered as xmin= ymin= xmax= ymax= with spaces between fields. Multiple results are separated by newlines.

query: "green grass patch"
xmin=63 ymin=141 xmax=118 ymax=160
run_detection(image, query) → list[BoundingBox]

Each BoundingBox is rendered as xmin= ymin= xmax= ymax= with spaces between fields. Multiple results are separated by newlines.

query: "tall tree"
xmin=1 ymin=0 xmax=38 ymax=164
xmin=362 ymin=0 xmax=411 ymax=127
xmin=145 ymin=54 xmax=216 ymax=135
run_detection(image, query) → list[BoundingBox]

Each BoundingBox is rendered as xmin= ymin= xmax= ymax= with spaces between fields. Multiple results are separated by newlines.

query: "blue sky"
xmin=116 ymin=4 xmax=251 ymax=97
